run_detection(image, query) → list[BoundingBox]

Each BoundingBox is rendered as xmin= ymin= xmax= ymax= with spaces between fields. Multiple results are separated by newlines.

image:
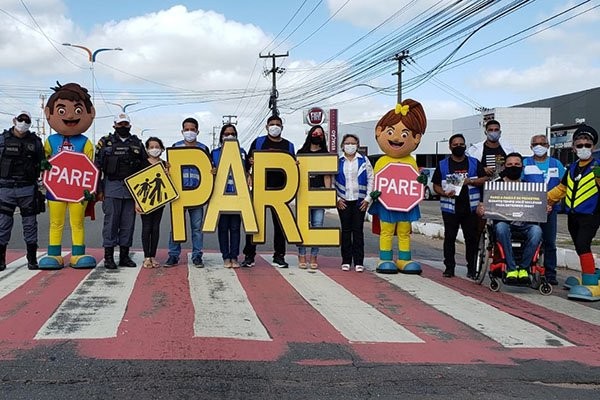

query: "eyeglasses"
xmin=575 ymin=143 xmax=593 ymax=149
xmin=531 ymin=142 xmax=548 ymax=146
xmin=16 ymin=117 xmax=31 ymax=123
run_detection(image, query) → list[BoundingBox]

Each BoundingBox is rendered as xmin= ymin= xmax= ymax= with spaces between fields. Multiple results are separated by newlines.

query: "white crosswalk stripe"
xmin=375 ymin=267 xmax=574 ymax=348
xmin=265 ymin=255 xmax=424 ymax=343
xmin=189 ymin=253 xmax=271 ymax=341
xmin=0 ymin=253 xmax=44 ymax=300
xmin=35 ymin=252 xmax=143 ymax=340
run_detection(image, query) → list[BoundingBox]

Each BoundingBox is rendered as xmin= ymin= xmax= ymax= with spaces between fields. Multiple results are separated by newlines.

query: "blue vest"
xmin=255 ymin=135 xmax=294 ymax=153
xmin=335 ymin=155 xmax=368 ymax=201
xmin=522 ymin=156 xmax=563 ymax=190
xmin=211 ymin=146 xmax=247 ymax=194
xmin=439 ymin=156 xmax=480 ymax=214
xmin=565 ymin=160 xmax=600 ymax=214
xmin=172 ymin=140 xmax=209 ymax=189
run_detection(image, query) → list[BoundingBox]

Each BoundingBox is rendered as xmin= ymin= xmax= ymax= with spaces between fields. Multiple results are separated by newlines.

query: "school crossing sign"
xmin=125 ymin=163 xmax=179 ymax=214
xmin=374 ymin=163 xmax=424 ymax=212
xmin=43 ymin=151 xmax=99 ymax=202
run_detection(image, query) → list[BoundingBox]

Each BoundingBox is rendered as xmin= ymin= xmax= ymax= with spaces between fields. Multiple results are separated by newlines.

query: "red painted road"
xmin=1 ymin=249 xmax=599 ymax=366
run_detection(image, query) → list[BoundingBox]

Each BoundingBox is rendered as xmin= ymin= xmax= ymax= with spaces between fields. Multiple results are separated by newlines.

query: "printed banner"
xmin=483 ymin=181 xmax=547 ymax=223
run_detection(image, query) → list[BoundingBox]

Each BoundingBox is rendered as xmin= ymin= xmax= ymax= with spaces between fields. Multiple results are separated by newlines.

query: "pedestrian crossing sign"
xmin=125 ymin=163 xmax=179 ymax=214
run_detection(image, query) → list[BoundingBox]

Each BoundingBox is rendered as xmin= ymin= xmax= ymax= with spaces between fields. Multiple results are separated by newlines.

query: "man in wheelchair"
xmin=477 ymin=153 xmax=543 ymax=285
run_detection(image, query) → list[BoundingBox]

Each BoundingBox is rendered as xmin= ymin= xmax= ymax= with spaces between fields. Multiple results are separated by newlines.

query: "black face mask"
xmin=310 ymin=136 xmax=322 ymax=145
xmin=451 ymin=146 xmax=466 ymax=157
xmin=503 ymin=166 xmax=523 ymax=180
xmin=115 ymin=126 xmax=131 ymax=137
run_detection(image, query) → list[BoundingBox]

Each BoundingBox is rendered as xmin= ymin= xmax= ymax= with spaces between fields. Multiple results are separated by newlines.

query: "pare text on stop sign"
xmin=377 ymin=177 xmax=421 ymax=196
xmin=46 ymin=165 xmax=95 ymax=188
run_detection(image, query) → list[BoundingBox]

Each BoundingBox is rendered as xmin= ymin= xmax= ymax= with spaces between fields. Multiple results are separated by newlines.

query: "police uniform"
xmin=0 ymin=127 xmax=44 ymax=270
xmin=95 ymin=132 xmax=147 ymax=268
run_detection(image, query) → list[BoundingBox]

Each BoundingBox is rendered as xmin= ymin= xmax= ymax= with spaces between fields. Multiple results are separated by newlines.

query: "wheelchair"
xmin=474 ymin=220 xmax=552 ymax=295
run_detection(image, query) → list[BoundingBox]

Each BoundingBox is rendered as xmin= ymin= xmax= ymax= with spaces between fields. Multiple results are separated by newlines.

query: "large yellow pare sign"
xmin=167 ymin=141 xmax=340 ymax=246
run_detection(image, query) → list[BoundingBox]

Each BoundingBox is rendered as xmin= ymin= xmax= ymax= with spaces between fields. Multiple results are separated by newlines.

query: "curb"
xmin=411 ymin=221 xmax=593 ymax=272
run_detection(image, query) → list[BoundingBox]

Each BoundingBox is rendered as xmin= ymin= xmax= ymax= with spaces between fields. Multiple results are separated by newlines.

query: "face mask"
xmin=451 ymin=146 xmax=466 ymax=157
xmin=344 ymin=144 xmax=357 ymax=155
xmin=148 ymin=148 xmax=162 ymax=158
xmin=504 ymin=166 xmax=522 ymax=180
xmin=222 ymin=134 xmax=237 ymax=141
xmin=115 ymin=126 xmax=131 ymax=137
xmin=532 ymin=145 xmax=547 ymax=157
xmin=16 ymin=121 xmax=31 ymax=132
xmin=183 ymin=130 xmax=198 ymax=142
xmin=576 ymin=147 xmax=592 ymax=160
xmin=268 ymin=125 xmax=282 ymax=137
xmin=310 ymin=136 xmax=322 ymax=145
xmin=486 ymin=131 xmax=501 ymax=142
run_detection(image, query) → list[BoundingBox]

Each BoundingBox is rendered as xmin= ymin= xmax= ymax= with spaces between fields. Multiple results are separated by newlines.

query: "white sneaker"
xmin=355 ymin=265 xmax=364 ymax=273
xmin=224 ymin=259 xmax=232 ymax=268
xmin=341 ymin=264 xmax=350 ymax=271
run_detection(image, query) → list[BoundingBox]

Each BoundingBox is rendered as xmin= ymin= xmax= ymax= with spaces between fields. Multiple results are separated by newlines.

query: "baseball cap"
xmin=16 ymin=111 xmax=31 ymax=120
xmin=114 ymin=113 xmax=131 ymax=124
xmin=572 ymin=124 xmax=598 ymax=145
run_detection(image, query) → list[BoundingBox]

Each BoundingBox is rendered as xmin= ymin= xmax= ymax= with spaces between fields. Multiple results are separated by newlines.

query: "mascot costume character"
xmin=369 ymin=98 xmax=427 ymax=274
xmin=39 ymin=82 xmax=97 ymax=269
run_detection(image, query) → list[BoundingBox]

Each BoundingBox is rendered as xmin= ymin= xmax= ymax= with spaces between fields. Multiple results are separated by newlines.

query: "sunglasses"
xmin=16 ymin=117 xmax=31 ymax=123
xmin=575 ymin=143 xmax=593 ymax=149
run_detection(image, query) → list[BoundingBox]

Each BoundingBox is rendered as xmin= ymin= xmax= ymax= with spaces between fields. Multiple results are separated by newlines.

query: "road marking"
xmin=377 ymin=270 xmax=574 ymax=348
xmin=35 ymin=252 xmax=143 ymax=339
xmin=265 ymin=255 xmax=423 ymax=343
xmin=415 ymin=258 xmax=600 ymax=327
xmin=189 ymin=253 xmax=271 ymax=341
xmin=0 ymin=253 xmax=45 ymax=300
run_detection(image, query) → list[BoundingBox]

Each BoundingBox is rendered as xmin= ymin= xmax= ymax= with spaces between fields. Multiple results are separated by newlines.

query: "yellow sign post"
xmin=125 ymin=163 xmax=179 ymax=214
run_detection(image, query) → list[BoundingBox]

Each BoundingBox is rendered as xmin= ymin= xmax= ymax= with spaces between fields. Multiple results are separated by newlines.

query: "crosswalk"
xmin=1 ymin=249 xmax=599 ymax=365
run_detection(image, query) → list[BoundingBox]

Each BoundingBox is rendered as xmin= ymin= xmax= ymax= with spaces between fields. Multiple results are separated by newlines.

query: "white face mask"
xmin=532 ymin=145 xmax=547 ymax=157
xmin=183 ymin=130 xmax=198 ymax=142
xmin=344 ymin=144 xmax=358 ymax=155
xmin=222 ymin=134 xmax=237 ymax=141
xmin=486 ymin=131 xmax=501 ymax=142
xmin=16 ymin=121 xmax=31 ymax=132
xmin=576 ymin=147 xmax=592 ymax=160
xmin=148 ymin=148 xmax=162 ymax=158
xmin=267 ymin=125 xmax=282 ymax=137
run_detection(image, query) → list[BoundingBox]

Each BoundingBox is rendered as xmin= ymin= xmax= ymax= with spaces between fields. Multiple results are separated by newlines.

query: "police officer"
xmin=95 ymin=113 xmax=148 ymax=269
xmin=0 ymin=111 xmax=45 ymax=271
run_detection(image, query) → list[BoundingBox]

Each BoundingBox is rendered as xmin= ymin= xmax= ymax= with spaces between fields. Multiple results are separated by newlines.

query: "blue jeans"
xmin=494 ymin=222 xmax=542 ymax=272
xmin=168 ymin=206 xmax=204 ymax=259
xmin=298 ymin=208 xmax=325 ymax=257
xmin=540 ymin=210 xmax=558 ymax=279
xmin=218 ymin=214 xmax=241 ymax=260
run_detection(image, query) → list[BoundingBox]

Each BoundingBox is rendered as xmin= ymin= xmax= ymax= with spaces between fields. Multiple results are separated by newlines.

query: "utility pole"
xmin=392 ymin=50 xmax=412 ymax=103
xmin=222 ymin=115 xmax=238 ymax=125
xmin=212 ymin=125 xmax=220 ymax=150
xmin=39 ymin=93 xmax=47 ymax=137
xmin=259 ymin=52 xmax=288 ymax=117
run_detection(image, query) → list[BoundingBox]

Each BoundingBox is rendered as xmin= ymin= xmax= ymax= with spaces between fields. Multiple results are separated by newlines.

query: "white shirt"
xmin=339 ymin=153 xmax=374 ymax=201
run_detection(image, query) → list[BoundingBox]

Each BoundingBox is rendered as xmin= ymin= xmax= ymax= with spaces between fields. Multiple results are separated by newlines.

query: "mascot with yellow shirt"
xmin=369 ymin=99 xmax=427 ymax=274
xmin=39 ymin=82 xmax=97 ymax=269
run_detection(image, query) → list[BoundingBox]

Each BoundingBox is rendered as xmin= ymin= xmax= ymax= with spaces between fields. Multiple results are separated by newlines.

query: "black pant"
xmin=140 ymin=207 xmax=164 ymax=257
xmin=442 ymin=211 xmax=478 ymax=273
xmin=243 ymin=210 xmax=286 ymax=258
xmin=567 ymin=213 xmax=600 ymax=255
xmin=337 ymin=200 xmax=366 ymax=266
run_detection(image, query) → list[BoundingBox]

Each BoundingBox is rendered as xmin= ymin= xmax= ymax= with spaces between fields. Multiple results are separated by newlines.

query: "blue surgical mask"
xmin=486 ymin=131 xmax=501 ymax=142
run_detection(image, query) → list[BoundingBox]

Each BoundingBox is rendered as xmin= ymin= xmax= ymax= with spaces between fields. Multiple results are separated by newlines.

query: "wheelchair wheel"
xmin=490 ymin=279 xmax=500 ymax=292
xmin=539 ymin=282 xmax=553 ymax=296
xmin=476 ymin=231 xmax=489 ymax=285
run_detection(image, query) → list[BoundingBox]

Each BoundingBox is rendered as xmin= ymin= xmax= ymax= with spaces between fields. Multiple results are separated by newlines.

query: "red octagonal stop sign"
xmin=43 ymin=151 xmax=99 ymax=203
xmin=375 ymin=163 xmax=424 ymax=212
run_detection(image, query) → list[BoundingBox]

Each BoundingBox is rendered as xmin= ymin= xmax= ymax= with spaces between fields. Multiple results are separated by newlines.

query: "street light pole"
xmin=62 ymin=43 xmax=123 ymax=144
xmin=435 ymin=138 xmax=448 ymax=165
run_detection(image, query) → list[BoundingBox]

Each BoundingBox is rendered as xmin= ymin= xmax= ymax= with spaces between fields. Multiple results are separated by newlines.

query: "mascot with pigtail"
xmin=369 ymin=99 xmax=428 ymax=274
xmin=38 ymin=82 xmax=97 ymax=269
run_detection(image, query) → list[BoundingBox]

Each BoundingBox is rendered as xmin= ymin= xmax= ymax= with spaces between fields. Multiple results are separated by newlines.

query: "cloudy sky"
xmin=0 ymin=0 xmax=598 ymax=149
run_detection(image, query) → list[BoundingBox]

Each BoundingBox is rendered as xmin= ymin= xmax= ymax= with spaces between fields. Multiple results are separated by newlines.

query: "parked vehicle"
xmin=419 ymin=167 xmax=438 ymax=201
